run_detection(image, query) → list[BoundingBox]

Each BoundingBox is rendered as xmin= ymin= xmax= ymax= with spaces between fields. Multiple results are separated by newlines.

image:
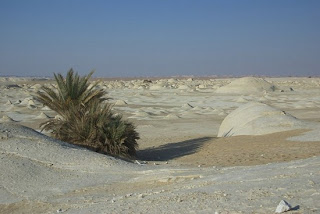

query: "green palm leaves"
xmin=35 ymin=69 xmax=139 ymax=158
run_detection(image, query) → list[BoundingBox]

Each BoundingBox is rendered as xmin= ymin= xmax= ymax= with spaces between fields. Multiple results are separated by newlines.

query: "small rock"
xmin=115 ymin=100 xmax=128 ymax=106
xmin=5 ymin=100 xmax=12 ymax=105
xmin=125 ymin=193 xmax=133 ymax=198
xmin=275 ymin=200 xmax=292 ymax=213
xmin=134 ymin=160 xmax=147 ymax=165
xmin=56 ymin=208 xmax=63 ymax=213
xmin=143 ymin=79 xmax=152 ymax=83
xmin=1 ymin=115 xmax=17 ymax=122
xmin=138 ymin=194 xmax=145 ymax=199
xmin=187 ymin=78 xmax=193 ymax=82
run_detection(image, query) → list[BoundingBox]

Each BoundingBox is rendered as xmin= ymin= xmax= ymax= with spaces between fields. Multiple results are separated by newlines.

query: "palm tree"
xmin=36 ymin=69 xmax=105 ymax=118
xmin=35 ymin=69 xmax=139 ymax=158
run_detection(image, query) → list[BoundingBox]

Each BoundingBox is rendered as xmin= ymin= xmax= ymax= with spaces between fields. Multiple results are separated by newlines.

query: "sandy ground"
xmin=0 ymin=76 xmax=320 ymax=213
xmin=171 ymin=129 xmax=320 ymax=167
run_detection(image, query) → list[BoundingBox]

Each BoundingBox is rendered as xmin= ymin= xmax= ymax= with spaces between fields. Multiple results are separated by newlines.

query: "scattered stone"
xmin=138 ymin=194 xmax=145 ymax=199
xmin=41 ymin=106 xmax=51 ymax=111
xmin=27 ymin=104 xmax=37 ymax=109
xmin=5 ymin=100 xmax=12 ymax=105
xmin=275 ymin=200 xmax=292 ymax=213
xmin=235 ymin=97 xmax=248 ymax=103
xmin=115 ymin=100 xmax=128 ymax=106
xmin=55 ymin=115 xmax=63 ymax=120
xmin=178 ymin=85 xmax=190 ymax=90
xmin=28 ymin=100 xmax=36 ymax=105
xmin=134 ymin=160 xmax=147 ymax=165
xmin=125 ymin=193 xmax=133 ymax=198
xmin=165 ymin=114 xmax=180 ymax=119
xmin=35 ymin=112 xmax=51 ymax=119
xmin=14 ymin=100 xmax=22 ymax=105
xmin=167 ymin=78 xmax=177 ymax=83
xmin=143 ymin=79 xmax=152 ymax=83
xmin=198 ymin=84 xmax=206 ymax=89
xmin=1 ymin=115 xmax=17 ymax=122
xmin=20 ymin=98 xmax=31 ymax=106
xmin=181 ymin=103 xmax=194 ymax=109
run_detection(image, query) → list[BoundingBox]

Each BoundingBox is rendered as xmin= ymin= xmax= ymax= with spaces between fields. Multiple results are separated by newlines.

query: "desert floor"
xmin=0 ymin=76 xmax=319 ymax=213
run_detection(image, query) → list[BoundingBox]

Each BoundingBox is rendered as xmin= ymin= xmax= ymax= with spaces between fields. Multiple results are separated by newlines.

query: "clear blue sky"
xmin=0 ymin=0 xmax=319 ymax=77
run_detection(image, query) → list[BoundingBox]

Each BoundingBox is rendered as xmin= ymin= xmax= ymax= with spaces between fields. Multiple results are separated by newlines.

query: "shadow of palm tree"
xmin=137 ymin=137 xmax=213 ymax=161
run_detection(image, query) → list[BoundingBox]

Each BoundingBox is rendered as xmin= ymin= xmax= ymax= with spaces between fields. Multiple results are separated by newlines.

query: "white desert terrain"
xmin=0 ymin=76 xmax=320 ymax=213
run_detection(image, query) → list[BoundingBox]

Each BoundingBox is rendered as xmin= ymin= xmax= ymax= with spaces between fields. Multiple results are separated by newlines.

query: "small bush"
xmin=36 ymin=69 xmax=139 ymax=158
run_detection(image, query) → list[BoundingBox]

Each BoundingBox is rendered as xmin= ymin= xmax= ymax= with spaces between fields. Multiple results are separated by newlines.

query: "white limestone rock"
xmin=27 ymin=104 xmax=37 ymax=109
xmin=187 ymin=78 xmax=193 ymax=82
xmin=41 ymin=106 xmax=52 ymax=111
xmin=115 ymin=100 xmax=128 ymax=106
xmin=218 ymin=102 xmax=310 ymax=137
xmin=1 ymin=115 xmax=17 ymax=122
xmin=275 ymin=200 xmax=292 ymax=213
xmin=165 ymin=114 xmax=180 ymax=119
xmin=178 ymin=85 xmax=190 ymax=90
xmin=36 ymin=112 xmax=51 ymax=119
xmin=215 ymin=77 xmax=278 ymax=94
xmin=5 ymin=100 xmax=12 ymax=105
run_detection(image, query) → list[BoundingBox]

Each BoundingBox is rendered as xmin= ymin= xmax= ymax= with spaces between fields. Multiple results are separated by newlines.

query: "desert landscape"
xmin=0 ymin=76 xmax=320 ymax=213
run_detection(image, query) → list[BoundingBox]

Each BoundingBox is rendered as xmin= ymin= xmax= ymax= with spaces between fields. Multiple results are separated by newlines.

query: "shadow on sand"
xmin=137 ymin=137 xmax=213 ymax=161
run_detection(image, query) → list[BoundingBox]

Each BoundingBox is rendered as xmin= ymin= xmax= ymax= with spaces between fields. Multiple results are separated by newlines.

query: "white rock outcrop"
xmin=215 ymin=77 xmax=278 ymax=94
xmin=218 ymin=102 xmax=309 ymax=137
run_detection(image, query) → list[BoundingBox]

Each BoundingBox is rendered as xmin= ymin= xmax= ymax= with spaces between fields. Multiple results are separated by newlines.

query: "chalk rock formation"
xmin=218 ymin=102 xmax=307 ymax=137
xmin=215 ymin=77 xmax=278 ymax=94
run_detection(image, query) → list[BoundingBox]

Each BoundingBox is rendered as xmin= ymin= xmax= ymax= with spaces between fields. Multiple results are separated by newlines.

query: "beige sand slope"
xmin=1 ymin=123 xmax=320 ymax=213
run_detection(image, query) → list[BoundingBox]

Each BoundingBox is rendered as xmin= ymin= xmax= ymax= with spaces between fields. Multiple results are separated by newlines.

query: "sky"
xmin=0 ymin=0 xmax=319 ymax=78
